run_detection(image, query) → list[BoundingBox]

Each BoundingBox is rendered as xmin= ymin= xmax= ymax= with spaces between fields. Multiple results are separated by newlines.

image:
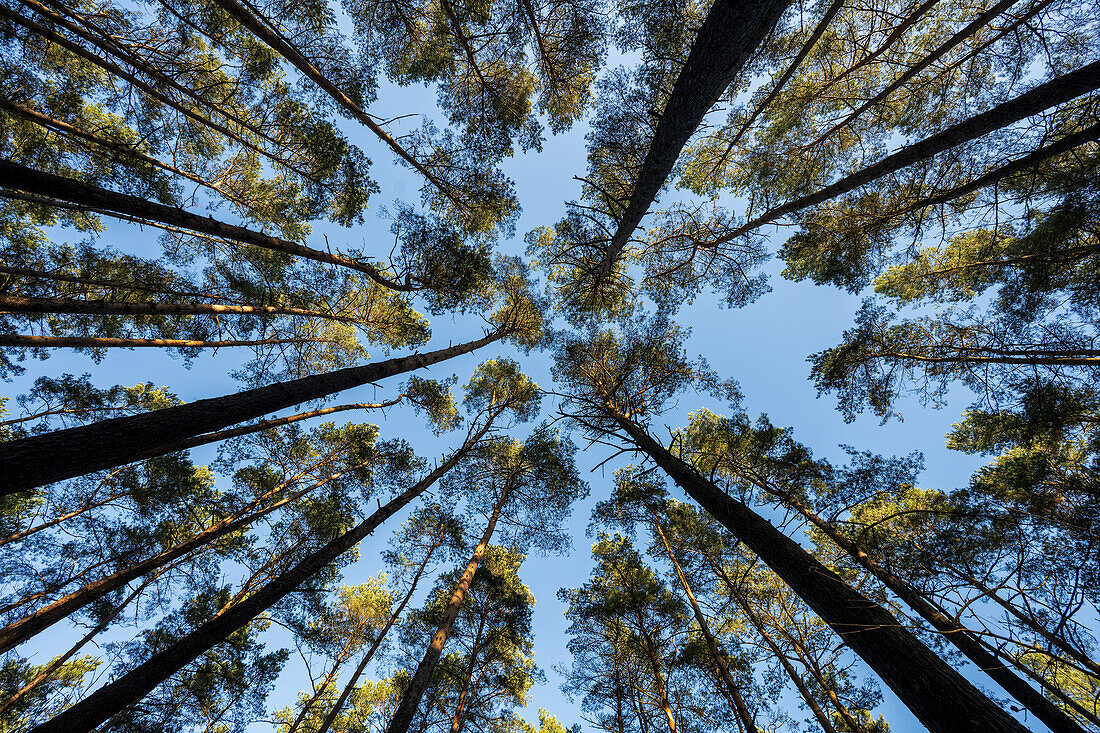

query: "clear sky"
xmin=7 ymin=63 xmax=1017 ymax=733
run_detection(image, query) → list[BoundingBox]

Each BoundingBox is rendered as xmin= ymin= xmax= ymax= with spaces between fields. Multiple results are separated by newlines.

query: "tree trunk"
xmin=0 ymin=329 xmax=503 ymax=495
xmin=0 ymin=160 xmax=407 ymax=290
xmin=0 ymin=295 xmax=353 ymax=321
xmin=718 ymin=60 xmax=1100 ymax=244
xmin=592 ymin=0 xmax=791 ymax=287
xmin=647 ymin=509 xmax=756 ymax=733
xmin=447 ymin=611 xmax=488 ymax=733
xmin=0 ymin=334 xmax=317 ymax=349
xmin=614 ymin=415 xmax=1029 ymax=733
xmin=29 ymin=441 xmax=472 ymax=733
xmin=315 ymin=540 xmax=444 ymax=733
xmin=384 ymin=485 xmax=513 ymax=733
xmin=629 ymin=605 xmax=676 ymax=733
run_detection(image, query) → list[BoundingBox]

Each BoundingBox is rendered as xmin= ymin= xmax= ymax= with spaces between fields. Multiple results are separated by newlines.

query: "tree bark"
xmin=29 ymin=443 xmax=472 ymax=733
xmin=0 ymin=329 xmax=503 ymax=495
xmin=0 ymin=160 xmax=408 ymax=291
xmin=717 ymin=60 xmax=1100 ymax=244
xmin=592 ymin=0 xmax=792 ymax=288
xmin=0 ymin=295 xmax=353 ymax=322
xmin=0 ymin=334 xmax=316 ymax=349
xmin=384 ymin=485 xmax=513 ymax=733
xmin=614 ymin=415 xmax=1029 ymax=733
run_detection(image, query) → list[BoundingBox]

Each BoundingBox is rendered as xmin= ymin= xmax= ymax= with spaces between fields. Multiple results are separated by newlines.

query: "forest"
xmin=0 ymin=0 xmax=1097 ymax=730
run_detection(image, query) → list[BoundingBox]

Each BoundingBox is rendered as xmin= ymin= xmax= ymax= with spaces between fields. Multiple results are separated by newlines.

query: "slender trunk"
xmin=30 ymin=441 xmax=472 ymax=733
xmin=746 ymin=477 xmax=1088 ymax=733
xmin=952 ymin=568 xmax=1100 ymax=676
xmin=0 ymin=491 xmax=126 ymax=548
xmin=592 ymin=0 xmax=791 ymax=288
xmin=138 ymin=399 xmax=404 ymax=462
xmin=0 ymin=265 xmax=236 ymax=304
xmin=285 ymin=647 xmax=354 ymax=733
xmin=808 ymin=0 xmax=1019 ymax=147
xmin=631 ymin=605 xmax=676 ymax=733
xmin=647 ymin=509 xmax=756 ymax=733
xmin=315 ymin=541 xmax=443 ymax=733
xmin=0 ymin=334 xmax=317 ymax=349
xmin=0 ymin=328 xmax=504 ymax=495
xmin=614 ymin=415 xmax=1028 ymax=733
xmin=0 ymin=98 xmax=244 ymax=204
xmin=0 ymin=465 xmax=357 ymax=655
xmin=0 ymin=295 xmax=353 ymax=321
xmin=710 ymin=560 xmax=838 ymax=733
xmin=448 ymin=611 xmax=488 ymax=733
xmin=206 ymin=0 xmax=459 ymax=207
xmin=873 ymin=348 xmax=1100 ymax=367
xmin=384 ymin=485 xmax=513 ymax=733
xmin=614 ymin=664 xmax=626 ymax=733
xmin=0 ymin=572 xmax=158 ymax=715
xmin=716 ymin=60 xmax=1100 ymax=244
xmin=0 ymin=160 xmax=408 ymax=290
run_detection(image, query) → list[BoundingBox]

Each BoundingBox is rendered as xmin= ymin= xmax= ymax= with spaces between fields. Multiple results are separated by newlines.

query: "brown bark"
xmin=0 ymin=328 xmax=504 ymax=495
xmin=384 ymin=484 xmax=513 ymax=733
xmin=647 ymin=508 xmax=756 ymax=733
xmin=592 ymin=0 xmax=792 ymax=289
xmin=0 ymin=265 xmax=235 ymax=304
xmin=0 ymin=160 xmax=409 ymax=291
xmin=447 ymin=610 xmax=488 ymax=733
xmin=29 ymin=440 xmax=473 ymax=733
xmin=0 ymin=334 xmax=316 ymax=349
xmin=631 ymin=602 xmax=677 ymax=733
xmin=614 ymin=415 xmax=1028 ymax=733
xmin=0 ymin=294 xmax=354 ymax=322
xmin=716 ymin=60 xmax=1100 ymax=244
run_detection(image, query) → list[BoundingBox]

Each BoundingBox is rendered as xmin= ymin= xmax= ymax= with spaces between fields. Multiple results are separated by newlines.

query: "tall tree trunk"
xmin=592 ymin=0 xmax=792 ymax=288
xmin=0 ymin=464 xmax=357 ymax=655
xmin=384 ymin=484 xmax=514 ymax=733
xmin=315 ymin=540 xmax=444 ymax=733
xmin=613 ymin=415 xmax=1029 ymax=733
xmin=29 ymin=438 xmax=475 ymax=733
xmin=0 ymin=334 xmax=318 ymax=349
xmin=0 ymin=329 xmax=504 ymax=495
xmin=742 ymin=476 xmax=1088 ymax=733
xmin=0 ymin=295 xmax=353 ymax=321
xmin=647 ymin=508 xmax=757 ymax=733
xmin=715 ymin=60 xmax=1100 ymax=244
xmin=0 ymin=160 xmax=407 ymax=290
